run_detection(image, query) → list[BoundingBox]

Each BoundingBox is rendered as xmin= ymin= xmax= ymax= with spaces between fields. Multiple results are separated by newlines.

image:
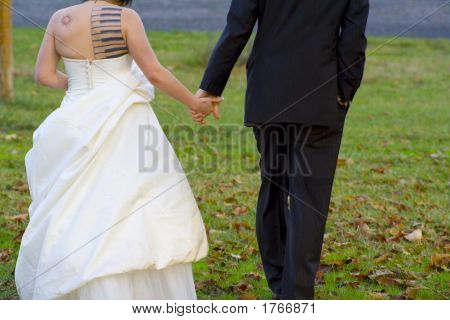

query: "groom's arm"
xmin=337 ymin=0 xmax=370 ymax=103
xmin=199 ymin=0 xmax=259 ymax=96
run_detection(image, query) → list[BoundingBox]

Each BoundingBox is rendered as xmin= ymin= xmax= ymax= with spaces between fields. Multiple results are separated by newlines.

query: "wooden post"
xmin=0 ymin=0 xmax=14 ymax=101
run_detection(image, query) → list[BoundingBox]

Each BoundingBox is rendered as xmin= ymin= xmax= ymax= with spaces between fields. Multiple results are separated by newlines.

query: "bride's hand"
xmin=189 ymin=96 xmax=223 ymax=124
xmin=189 ymin=109 xmax=207 ymax=125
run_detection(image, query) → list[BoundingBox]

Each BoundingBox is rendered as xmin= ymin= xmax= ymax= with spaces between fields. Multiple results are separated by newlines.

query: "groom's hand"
xmin=188 ymin=93 xmax=223 ymax=125
xmin=337 ymin=95 xmax=349 ymax=108
xmin=196 ymin=89 xmax=222 ymax=120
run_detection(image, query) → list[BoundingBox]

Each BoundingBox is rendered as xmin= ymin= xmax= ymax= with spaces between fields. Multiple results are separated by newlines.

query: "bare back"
xmin=35 ymin=1 xmax=215 ymax=119
xmin=52 ymin=1 xmax=129 ymax=61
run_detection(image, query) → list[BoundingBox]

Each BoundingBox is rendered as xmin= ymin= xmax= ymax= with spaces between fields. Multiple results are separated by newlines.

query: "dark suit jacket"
xmin=200 ymin=0 xmax=370 ymax=126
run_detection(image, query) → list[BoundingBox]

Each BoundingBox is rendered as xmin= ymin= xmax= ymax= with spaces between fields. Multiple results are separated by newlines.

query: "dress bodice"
xmin=62 ymin=54 xmax=134 ymax=103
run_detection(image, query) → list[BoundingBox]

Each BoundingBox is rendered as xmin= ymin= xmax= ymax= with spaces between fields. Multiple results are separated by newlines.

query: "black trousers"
xmin=253 ymin=110 xmax=346 ymax=299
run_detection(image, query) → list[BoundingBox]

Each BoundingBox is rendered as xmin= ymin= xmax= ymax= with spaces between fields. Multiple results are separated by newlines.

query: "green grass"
xmin=0 ymin=28 xmax=449 ymax=300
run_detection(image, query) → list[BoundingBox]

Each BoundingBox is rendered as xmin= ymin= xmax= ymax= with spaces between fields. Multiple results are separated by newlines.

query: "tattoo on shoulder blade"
xmin=61 ymin=14 xmax=73 ymax=26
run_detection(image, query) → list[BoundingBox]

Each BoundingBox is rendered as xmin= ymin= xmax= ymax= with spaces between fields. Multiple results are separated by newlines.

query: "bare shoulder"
xmin=50 ymin=4 xmax=83 ymax=19
xmin=47 ymin=5 xmax=81 ymax=30
xmin=122 ymin=7 xmax=143 ymax=25
xmin=46 ymin=10 xmax=63 ymax=32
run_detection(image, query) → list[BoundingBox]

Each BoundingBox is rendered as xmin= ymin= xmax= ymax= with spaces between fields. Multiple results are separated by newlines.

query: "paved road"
xmin=11 ymin=0 xmax=450 ymax=38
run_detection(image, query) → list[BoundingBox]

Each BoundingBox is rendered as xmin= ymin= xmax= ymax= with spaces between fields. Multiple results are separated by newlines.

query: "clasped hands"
xmin=189 ymin=89 xmax=224 ymax=124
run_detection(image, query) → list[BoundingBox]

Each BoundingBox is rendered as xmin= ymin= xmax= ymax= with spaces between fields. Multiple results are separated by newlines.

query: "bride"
xmin=14 ymin=0 xmax=221 ymax=300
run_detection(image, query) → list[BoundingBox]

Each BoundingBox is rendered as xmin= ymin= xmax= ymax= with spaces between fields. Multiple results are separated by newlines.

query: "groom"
xmin=197 ymin=0 xmax=369 ymax=299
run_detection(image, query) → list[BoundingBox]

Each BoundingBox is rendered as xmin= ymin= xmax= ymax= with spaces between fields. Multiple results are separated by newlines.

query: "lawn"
xmin=0 ymin=28 xmax=449 ymax=300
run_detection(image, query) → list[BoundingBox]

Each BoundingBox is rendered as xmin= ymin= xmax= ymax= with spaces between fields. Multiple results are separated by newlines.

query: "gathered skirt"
xmin=15 ymin=61 xmax=208 ymax=300
xmin=58 ymin=263 xmax=197 ymax=300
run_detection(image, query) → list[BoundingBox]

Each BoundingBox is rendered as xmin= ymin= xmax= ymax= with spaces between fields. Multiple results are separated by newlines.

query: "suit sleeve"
xmin=199 ymin=0 xmax=259 ymax=96
xmin=337 ymin=0 xmax=370 ymax=102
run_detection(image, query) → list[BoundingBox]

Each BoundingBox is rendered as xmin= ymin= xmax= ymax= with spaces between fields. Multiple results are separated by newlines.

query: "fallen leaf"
xmin=338 ymin=281 xmax=360 ymax=289
xmin=370 ymin=291 xmax=390 ymax=300
xmin=369 ymin=269 xmax=404 ymax=286
xmin=375 ymin=276 xmax=403 ymax=286
xmin=430 ymin=253 xmax=450 ymax=269
xmin=210 ymin=211 xmax=227 ymax=219
xmin=357 ymin=222 xmax=372 ymax=236
xmin=356 ymin=195 xmax=369 ymax=203
xmin=391 ymin=244 xmax=411 ymax=255
xmin=232 ymin=177 xmax=243 ymax=185
xmin=244 ymin=272 xmax=262 ymax=281
xmin=350 ymin=272 xmax=369 ymax=281
xmin=195 ymin=279 xmax=218 ymax=291
xmin=316 ymin=265 xmax=331 ymax=284
xmin=368 ymin=269 xmax=394 ymax=279
xmin=430 ymin=152 xmax=443 ymax=159
xmin=393 ymin=202 xmax=410 ymax=212
xmin=232 ymin=282 xmax=252 ymax=294
xmin=404 ymin=229 xmax=422 ymax=242
xmin=335 ymin=241 xmax=352 ymax=248
xmin=371 ymin=165 xmax=390 ymax=174
xmin=318 ymin=264 xmax=332 ymax=274
xmin=230 ymin=253 xmax=241 ymax=260
xmin=387 ymin=228 xmax=407 ymax=242
xmin=6 ymin=213 xmax=28 ymax=223
xmin=242 ymin=246 xmax=258 ymax=257
xmin=233 ymin=206 xmax=249 ymax=215
xmin=405 ymin=286 xmax=429 ymax=299
xmin=224 ymin=196 xmax=238 ymax=206
xmin=387 ymin=214 xmax=403 ymax=226
xmin=337 ymin=158 xmax=354 ymax=166
xmin=231 ymin=221 xmax=252 ymax=231
xmin=12 ymin=181 xmax=29 ymax=193
xmin=374 ymin=254 xmax=390 ymax=264
xmin=0 ymin=249 xmax=12 ymax=263
xmin=13 ymin=230 xmax=24 ymax=243
xmin=4 ymin=134 xmax=18 ymax=141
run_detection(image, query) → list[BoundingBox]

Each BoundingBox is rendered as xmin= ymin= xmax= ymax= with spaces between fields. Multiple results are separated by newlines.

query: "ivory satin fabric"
xmin=15 ymin=54 xmax=208 ymax=299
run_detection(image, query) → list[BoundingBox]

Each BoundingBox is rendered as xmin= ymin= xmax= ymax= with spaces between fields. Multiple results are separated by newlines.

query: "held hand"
xmin=196 ymin=89 xmax=222 ymax=120
xmin=193 ymin=96 xmax=224 ymax=115
xmin=189 ymin=96 xmax=223 ymax=124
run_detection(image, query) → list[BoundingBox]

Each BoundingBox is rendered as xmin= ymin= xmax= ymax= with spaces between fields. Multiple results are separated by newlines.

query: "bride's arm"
xmin=122 ymin=9 xmax=221 ymax=118
xmin=35 ymin=14 xmax=68 ymax=90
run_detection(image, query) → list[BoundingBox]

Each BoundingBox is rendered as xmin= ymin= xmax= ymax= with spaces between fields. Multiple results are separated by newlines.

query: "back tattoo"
xmin=90 ymin=6 xmax=129 ymax=59
xmin=61 ymin=14 xmax=73 ymax=26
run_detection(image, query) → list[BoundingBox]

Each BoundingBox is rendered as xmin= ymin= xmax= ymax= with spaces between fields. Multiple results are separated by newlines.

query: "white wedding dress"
xmin=15 ymin=54 xmax=209 ymax=300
